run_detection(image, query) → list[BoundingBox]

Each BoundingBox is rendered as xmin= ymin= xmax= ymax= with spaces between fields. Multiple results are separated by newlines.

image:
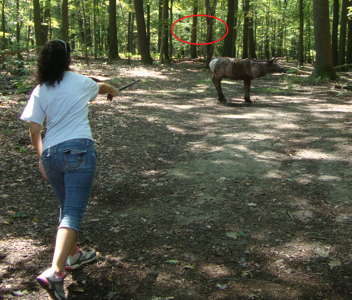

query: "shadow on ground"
xmin=1 ymin=60 xmax=352 ymax=299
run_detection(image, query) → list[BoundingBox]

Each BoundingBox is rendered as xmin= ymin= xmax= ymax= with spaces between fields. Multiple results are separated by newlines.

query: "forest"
xmin=1 ymin=1 xmax=352 ymax=300
xmin=0 ymin=0 xmax=352 ymax=77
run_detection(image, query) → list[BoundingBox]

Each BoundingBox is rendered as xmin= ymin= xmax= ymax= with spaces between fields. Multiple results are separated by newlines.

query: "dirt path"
xmin=1 ymin=61 xmax=352 ymax=300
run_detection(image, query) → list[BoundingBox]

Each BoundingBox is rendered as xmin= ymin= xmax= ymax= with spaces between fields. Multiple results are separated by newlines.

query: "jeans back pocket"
xmin=63 ymin=148 xmax=88 ymax=171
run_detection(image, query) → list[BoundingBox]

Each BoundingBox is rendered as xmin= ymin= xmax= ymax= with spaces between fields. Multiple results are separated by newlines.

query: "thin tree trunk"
xmin=339 ymin=0 xmax=348 ymax=69
xmin=33 ymin=0 xmax=46 ymax=48
xmin=190 ymin=0 xmax=198 ymax=58
xmin=1 ymin=0 xmax=5 ymax=49
xmin=158 ymin=0 xmax=162 ymax=52
xmin=276 ymin=0 xmax=284 ymax=57
xmin=133 ymin=0 xmax=153 ymax=64
xmin=264 ymin=1 xmax=270 ymax=59
xmin=80 ymin=0 xmax=90 ymax=63
xmin=312 ymin=0 xmax=336 ymax=79
xmin=93 ymin=0 xmax=97 ymax=58
xmin=242 ymin=0 xmax=249 ymax=58
xmin=347 ymin=1 xmax=352 ymax=66
xmin=95 ymin=1 xmax=101 ymax=56
xmin=16 ymin=0 xmax=21 ymax=45
xmin=131 ymin=13 xmax=136 ymax=54
xmin=332 ymin=0 xmax=339 ymax=66
xmin=160 ymin=0 xmax=169 ymax=63
xmin=298 ymin=0 xmax=304 ymax=66
xmin=306 ymin=0 xmax=312 ymax=63
xmin=108 ymin=0 xmax=119 ymax=60
xmin=169 ymin=0 xmax=173 ymax=59
xmin=75 ymin=0 xmax=84 ymax=49
xmin=82 ymin=0 xmax=92 ymax=48
xmin=146 ymin=2 xmax=150 ymax=51
xmin=61 ymin=0 xmax=69 ymax=41
xmin=248 ymin=1 xmax=256 ymax=59
xmin=222 ymin=0 xmax=238 ymax=57
xmin=271 ymin=20 xmax=276 ymax=57
xmin=26 ymin=8 xmax=32 ymax=49
xmin=128 ymin=12 xmax=133 ymax=54
xmin=44 ymin=0 xmax=51 ymax=40
xmin=205 ymin=0 xmax=218 ymax=64
xmin=259 ymin=17 xmax=265 ymax=58
xmin=346 ymin=0 xmax=352 ymax=64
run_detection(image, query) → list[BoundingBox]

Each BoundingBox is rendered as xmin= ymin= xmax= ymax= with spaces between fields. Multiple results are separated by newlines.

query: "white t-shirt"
xmin=20 ymin=71 xmax=99 ymax=150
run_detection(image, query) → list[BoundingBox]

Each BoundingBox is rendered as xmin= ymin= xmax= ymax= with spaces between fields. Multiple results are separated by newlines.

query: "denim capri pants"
xmin=41 ymin=138 xmax=96 ymax=231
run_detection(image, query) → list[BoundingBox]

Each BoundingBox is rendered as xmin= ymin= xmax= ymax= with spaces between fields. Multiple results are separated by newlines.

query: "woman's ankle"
xmin=51 ymin=264 xmax=65 ymax=274
xmin=68 ymin=245 xmax=79 ymax=257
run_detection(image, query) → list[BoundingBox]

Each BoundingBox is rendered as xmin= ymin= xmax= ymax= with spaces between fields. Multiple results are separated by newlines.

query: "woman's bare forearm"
xmin=29 ymin=122 xmax=43 ymax=157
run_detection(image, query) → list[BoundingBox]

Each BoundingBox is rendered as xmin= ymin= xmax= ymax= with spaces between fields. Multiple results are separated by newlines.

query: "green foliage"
xmin=13 ymin=77 xmax=33 ymax=94
xmin=0 ymin=31 xmax=10 ymax=37
xmin=348 ymin=6 xmax=352 ymax=18
xmin=0 ymin=56 xmax=33 ymax=95
xmin=285 ymin=75 xmax=332 ymax=86
xmin=0 ymin=0 xmax=339 ymax=63
xmin=12 ymin=211 xmax=29 ymax=218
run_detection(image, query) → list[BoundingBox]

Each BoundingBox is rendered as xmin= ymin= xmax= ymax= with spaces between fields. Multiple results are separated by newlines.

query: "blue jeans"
xmin=41 ymin=139 xmax=96 ymax=231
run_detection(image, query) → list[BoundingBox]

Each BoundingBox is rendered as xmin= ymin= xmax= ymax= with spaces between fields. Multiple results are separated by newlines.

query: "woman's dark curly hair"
xmin=37 ymin=40 xmax=71 ymax=86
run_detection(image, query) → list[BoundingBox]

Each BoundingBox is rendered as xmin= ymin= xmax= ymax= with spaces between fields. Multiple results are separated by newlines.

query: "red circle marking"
xmin=171 ymin=14 xmax=229 ymax=46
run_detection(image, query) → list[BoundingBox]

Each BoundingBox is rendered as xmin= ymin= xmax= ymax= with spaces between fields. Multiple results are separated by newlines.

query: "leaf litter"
xmin=1 ymin=60 xmax=352 ymax=299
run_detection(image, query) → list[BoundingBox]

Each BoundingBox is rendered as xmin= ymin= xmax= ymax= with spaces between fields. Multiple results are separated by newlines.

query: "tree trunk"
xmin=297 ymin=0 xmax=304 ymax=66
xmin=61 ymin=0 xmax=69 ymax=41
xmin=75 ymin=0 xmax=84 ymax=49
xmin=205 ymin=0 xmax=218 ymax=64
xmin=222 ymin=0 xmax=238 ymax=57
xmin=306 ymin=1 xmax=312 ymax=63
xmin=81 ymin=0 xmax=92 ymax=48
xmin=271 ymin=20 xmax=276 ymax=57
xmin=158 ymin=0 xmax=162 ymax=52
xmin=160 ymin=0 xmax=170 ymax=63
xmin=1 ymin=0 xmax=5 ymax=49
xmin=264 ymin=2 xmax=270 ymax=59
xmin=338 ymin=0 xmax=348 ymax=68
xmin=80 ymin=0 xmax=90 ymax=63
xmin=276 ymin=0 xmax=284 ymax=57
xmin=108 ymin=0 xmax=119 ymax=60
xmin=248 ymin=2 xmax=256 ymax=59
xmin=242 ymin=0 xmax=249 ymax=58
xmin=128 ymin=12 xmax=133 ymax=54
xmin=43 ymin=0 xmax=51 ymax=40
xmin=33 ymin=0 xmax=47 ymax=48
xmin=146 ymin=2 xmax=150 ymax=51
xmin=95 ymin=0 xmax=101 ymax=56
xmin=131 ymin=13 xmax=136 ymax=54
xmin=26 ymin=8 xmax=32 ymax=49
xmin=169 ymin=0 xmax=173 ymax=59
xmin=133 ymin=0 xmax=153 ymax=64
xmin=332 ymin=0 xmax=339 ymax=66
xmin=190 ymin=0 xmax=198 ymax=58
xmin=93 ymin=0 xmax=98 ymax=58
xmin=312 ymin=0 xmax=336 ymax=79
xmin=16 ymin=0 xmax=21 ymax=45
xmin=347 ymin=7 xmax=352 ymax=66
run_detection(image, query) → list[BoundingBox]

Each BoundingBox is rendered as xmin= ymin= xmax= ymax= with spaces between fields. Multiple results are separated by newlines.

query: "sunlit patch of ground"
xmin=1 ymin=60 xmax=352 ymax=299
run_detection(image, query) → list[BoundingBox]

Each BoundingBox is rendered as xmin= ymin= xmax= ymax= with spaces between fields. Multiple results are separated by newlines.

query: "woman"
xmin=20 ymin=40 xmax=118 ymax=300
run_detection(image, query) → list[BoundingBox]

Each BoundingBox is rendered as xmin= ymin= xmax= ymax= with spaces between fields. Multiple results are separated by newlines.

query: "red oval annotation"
xmin=170 ymin=14 xmax=229 ymax=46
